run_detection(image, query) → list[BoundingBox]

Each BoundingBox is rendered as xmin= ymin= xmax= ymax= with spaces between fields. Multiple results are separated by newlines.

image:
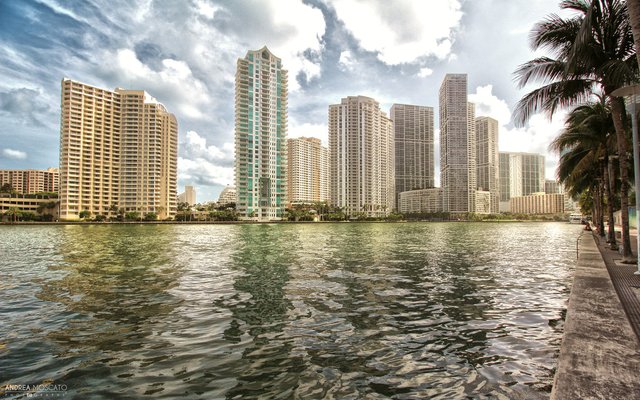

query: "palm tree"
xmin=109 ymin=203 xmax=119 ymax=218
xmin=514 ymin=0 xmax=637 ymax=259
xmin=5 ymin=207 xmax=19 ymax=223
xmin=550 ymin=98 xmax=619 ymax=247
xmin=626 ymin=0 xmax=640 ymax=68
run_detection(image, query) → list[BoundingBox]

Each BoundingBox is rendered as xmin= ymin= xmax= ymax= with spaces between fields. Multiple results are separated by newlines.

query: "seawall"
xmin=551 ymin=233 xmax=640 ymax=399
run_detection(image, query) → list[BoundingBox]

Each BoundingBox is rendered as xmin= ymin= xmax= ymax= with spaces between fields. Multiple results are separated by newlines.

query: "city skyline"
xmin=0 ymin=0 xmax=567 ymax=201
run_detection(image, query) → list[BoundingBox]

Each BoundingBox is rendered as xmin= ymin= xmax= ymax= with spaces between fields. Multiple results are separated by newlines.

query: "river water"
xmin=0 ymin=222 xmax=580 ymax=399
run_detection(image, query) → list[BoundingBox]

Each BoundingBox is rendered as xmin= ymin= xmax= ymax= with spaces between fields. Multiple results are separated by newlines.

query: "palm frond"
xmin=513 ymin=79 xmax=594 ymax=126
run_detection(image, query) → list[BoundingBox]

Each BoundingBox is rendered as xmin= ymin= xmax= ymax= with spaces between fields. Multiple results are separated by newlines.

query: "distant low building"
xmin=510 ymin=192 xmax=565 ymax=214
xmin=178 ymin=185 xmax=196 ymax=206
xmin=398 ymin=188 xmax=442 ymax=214
xmin=0 ymin=168 xmax=59 ymax=194
xmin=475 ymin=190 xmax=491 ymax=214
xmin=218 ymin=185 xmax=236 ymax=206
xmin=0 ymin=193 xmax=59 ymax=221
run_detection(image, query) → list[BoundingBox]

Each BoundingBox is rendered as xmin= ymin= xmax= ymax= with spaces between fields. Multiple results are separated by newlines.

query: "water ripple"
xmin=0 ymin=222 xmax=579 ymax=398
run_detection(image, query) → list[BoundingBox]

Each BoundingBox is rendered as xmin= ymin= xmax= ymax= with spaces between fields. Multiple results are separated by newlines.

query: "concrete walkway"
xmin=551 ymin=232 xmax=640 ymax=399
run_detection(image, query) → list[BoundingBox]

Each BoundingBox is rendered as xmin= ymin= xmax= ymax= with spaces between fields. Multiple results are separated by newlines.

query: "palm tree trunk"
xmin=598 ymin=177 xmax=606 ymax=237
xmin=627 ymin=0 xmax=640 ymax=69
xmin=605 ymin=156 xmax=618 ymax=249
xmin=594 ymin=185 xmax=602 ymax=232
xmin=610 ymin=97 xmax=633 ymax=259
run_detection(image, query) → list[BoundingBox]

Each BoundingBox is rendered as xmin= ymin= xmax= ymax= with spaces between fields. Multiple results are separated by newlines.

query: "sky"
xmin=0 ymin=0 xmax=569 ymax=202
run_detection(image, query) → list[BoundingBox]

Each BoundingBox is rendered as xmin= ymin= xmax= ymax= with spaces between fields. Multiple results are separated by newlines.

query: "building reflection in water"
xmin=36 ymin=224 xmax=182 ymax=396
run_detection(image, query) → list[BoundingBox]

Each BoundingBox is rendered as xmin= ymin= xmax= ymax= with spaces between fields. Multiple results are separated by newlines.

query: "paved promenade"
xmin=551 ymin=230 xmax=640 ymax=399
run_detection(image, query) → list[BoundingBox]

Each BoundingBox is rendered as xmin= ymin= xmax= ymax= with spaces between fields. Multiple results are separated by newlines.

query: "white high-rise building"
xmin=475 ymin=116 xmax=500 ymax=213
xmin=498 ymin=152 xmax=545 ymax=212
xmin=59 ymin=79 xmax=177 ymax=220
xmin=391 ymin=104 xmax=435 ymax=206
xmin=501 ymin=152 xmax=545 ymax=198
xmin=287 ymin=137 xmax=329 ymax=204
xmin=329 ymin=96 xmax=395 ymax=217
xmin=439 ymin=74 xmax=476 ymax=213
xmin=234 ymin=47 xmax=288 ymax=221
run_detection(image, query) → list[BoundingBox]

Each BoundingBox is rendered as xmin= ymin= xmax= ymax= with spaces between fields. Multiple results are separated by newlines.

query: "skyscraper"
xmin=59 ymin=79 xmax=177 ymax=220
xmin=498 ymin=151 xmax=546 ymax=211
xmin=499 ymin=152 xmax=511 ymax=202
xmin=475 ymin=116 xmax=499 ymax=213
xmin=329 ymin=96 xmax=394 ymax=217
xmin=235 ymin=46 xmax=288 ymax=221
xmin=287 ymin=137 xmax=329 ymax=204
xmin=439 ymin=74 xmax=476 ymax=213
xmin=519 ymin=153 xmax=546 ymax=195
xmin=391 ymin=104 xmax=434 ymax=205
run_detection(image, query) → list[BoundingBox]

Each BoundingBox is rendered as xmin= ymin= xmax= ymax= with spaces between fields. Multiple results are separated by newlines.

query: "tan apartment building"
xmin=475 ymin=117 xmax=499 ymax=213
xmin=287 ymin=137 xmax=329 ymax=205
xmin=329 ymin=96 xmax=394 ymax=217
xmin=59 ymin=79 xmax=177 ymax=220
xmin=391 ymin=104 xmax=435 ymax=207
xmin=510 ymin=192 xmax=565 ymax=214
xmin=0 ymin=168 xmax=59 ymax=194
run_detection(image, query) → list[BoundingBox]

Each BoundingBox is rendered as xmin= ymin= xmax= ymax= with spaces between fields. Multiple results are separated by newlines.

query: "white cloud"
xmin=178 ymin=157 xmax=234 ymax=187
xmin=177 ymin=130 xmax=234 ymax=188
xmin=194 ymin=0 xmax=220 ymax=19
xmin=328 ymin=0 xmax=462 ymax=64
xmin=268 ymin=0 xmax=326 ymax=90
xmin=181 ymin=130 xmax=234 ymax=165
xmin=34 ymin=0 xmax=87 ymax=24
xmin=468 ymin=85 xmax=564 ymax=180
xmin=468 ymin=85 xmax=511 ymax=123
xmin=418 ymin=67 xmax=433 ymax=77
xmin=288 ymin=121 xmax=328 ymax=145
xmin=338 ymin=50 xmax=356 ymax=71
xmin=1 ymin=148 xmax=27 ymax=160
xmin=106 ymin=49 xmax=211 ymax=119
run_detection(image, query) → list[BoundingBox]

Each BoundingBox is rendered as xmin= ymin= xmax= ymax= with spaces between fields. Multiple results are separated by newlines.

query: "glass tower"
xmin=235 ymin=47 xmax=288 ymax=221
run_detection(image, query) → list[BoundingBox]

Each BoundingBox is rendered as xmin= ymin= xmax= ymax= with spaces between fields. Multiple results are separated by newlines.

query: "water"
xmin=0 ymin=222 xmax=580 ymax=399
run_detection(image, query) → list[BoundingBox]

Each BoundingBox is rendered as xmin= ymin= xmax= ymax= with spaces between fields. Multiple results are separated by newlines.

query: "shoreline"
xmin=0 ymin=219 xmax=573 ymax=226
